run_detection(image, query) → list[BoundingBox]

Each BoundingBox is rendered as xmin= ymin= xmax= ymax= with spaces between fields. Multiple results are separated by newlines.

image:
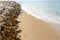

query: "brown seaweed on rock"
xmin=0 ymin=1 xmax=21 ymax=40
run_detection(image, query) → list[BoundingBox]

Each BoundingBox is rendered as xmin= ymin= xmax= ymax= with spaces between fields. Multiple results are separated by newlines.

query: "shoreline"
xmin=21 ymin=10 xmax=60 ymax=37
xmin=21 ymin=7 xmax=60 ymax=24
xmin=18 ymin=10 xmax=60 ymax=40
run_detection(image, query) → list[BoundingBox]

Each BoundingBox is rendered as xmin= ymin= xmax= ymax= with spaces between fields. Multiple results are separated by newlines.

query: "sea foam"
xmin=21 ymin=5 xmax=60 ymax=24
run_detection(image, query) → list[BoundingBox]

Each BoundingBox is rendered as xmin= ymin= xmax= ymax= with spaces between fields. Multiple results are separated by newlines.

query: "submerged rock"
xmin=0 ymin=1 xmax=21 ymax=40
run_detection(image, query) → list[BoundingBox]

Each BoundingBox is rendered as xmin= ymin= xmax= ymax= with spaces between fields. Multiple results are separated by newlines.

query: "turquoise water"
xmin=17 ymin=1 xmax=60 ymax=24
xmin=20 ymin=1 xmax=60 ymax=15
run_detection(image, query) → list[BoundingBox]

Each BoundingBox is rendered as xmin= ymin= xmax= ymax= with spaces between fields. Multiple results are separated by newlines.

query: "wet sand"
xmin=18 ymin=11 xmax=60 ymax=40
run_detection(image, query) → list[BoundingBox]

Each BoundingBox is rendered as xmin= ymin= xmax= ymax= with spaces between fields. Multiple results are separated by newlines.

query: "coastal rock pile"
xmin=0 ymin=1 xmax=21 ymax=40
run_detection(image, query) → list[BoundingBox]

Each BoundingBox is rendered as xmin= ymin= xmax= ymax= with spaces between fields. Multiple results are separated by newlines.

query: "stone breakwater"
xmin=0 ymin=1 xmax=21 ymax=40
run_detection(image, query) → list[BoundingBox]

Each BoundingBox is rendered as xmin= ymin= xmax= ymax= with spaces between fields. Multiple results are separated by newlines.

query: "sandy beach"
xmin=18 ymin=10 xmax=60 ymax=40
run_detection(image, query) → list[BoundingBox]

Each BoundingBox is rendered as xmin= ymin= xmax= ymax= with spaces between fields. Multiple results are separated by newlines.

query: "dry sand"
xmin=18 ymin=11 xmax=60 ymax=40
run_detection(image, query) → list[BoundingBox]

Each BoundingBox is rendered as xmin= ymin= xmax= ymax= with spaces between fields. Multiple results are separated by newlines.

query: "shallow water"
xmin=16 ymin=1 xmax=60 ymax=24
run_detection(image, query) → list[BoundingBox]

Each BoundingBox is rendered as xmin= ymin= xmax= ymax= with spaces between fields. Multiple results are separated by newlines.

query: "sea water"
xmin=17 ymin=1 xmax=60 ymax=24
xmin=16 ymin=1 xmax=60 ymax=36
